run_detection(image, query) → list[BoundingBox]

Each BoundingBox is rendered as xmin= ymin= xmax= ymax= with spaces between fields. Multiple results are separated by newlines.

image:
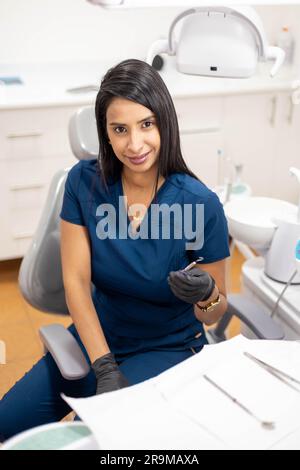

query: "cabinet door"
xmin=174 ymin=96 xmax=223 ymax=134
xmin=0 ymin=107 xmax=78 ymax=161
xmin=272 ymin=91 xmax=300 ymax=204
xmin=180 ymin=130 xmax=224 ymax=189
xmin=173 ymin=96 xmax=224 ymax=190
xmin=0 ymin=154 xmax=76 ymax=260
xmin=0 ymin=106 xmax=80 ymax=260
xmin=223 ymin=93 xmax=278 ymax=198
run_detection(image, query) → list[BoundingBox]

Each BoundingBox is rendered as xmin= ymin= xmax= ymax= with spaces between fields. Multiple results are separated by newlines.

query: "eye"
xmin=114 ymin=126 xmax=126 ymax=134
xmin=142 ymin=121 xmax=155 ymax=129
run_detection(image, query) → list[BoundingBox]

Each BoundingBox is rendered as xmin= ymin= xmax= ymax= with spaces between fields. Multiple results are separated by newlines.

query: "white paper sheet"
xmin=63 ymin=381 xmax=226 ymax=450
xmin=62 ymin=335 xmax=300 ymax=450
xmin=170 ymin=358 xmax=300 ymax=449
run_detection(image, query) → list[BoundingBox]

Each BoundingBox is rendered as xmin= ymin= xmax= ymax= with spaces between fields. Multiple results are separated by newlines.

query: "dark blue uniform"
xmin=0 ymin=159 xmax=229 ymax=441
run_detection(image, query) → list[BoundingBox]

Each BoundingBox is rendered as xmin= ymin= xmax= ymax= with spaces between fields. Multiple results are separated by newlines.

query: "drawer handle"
xmin=10 ymin=183 xmax=44 ymax=191
xmin=180 ymin=127 xmax=220 ymax=135
xmin=12 ymin=231 xmax=34 ymax=240
xmin=6 ymin=132 xmax=43 ymax=139
xmin=287 ymin=95 xmax=294 ymax=125
xmin=268 ymin=95 xmax=277 ymax=127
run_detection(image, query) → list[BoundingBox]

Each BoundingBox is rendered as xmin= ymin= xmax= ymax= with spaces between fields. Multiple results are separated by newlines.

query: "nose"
xmin=126 ymin=129 xmax=144 ymax=155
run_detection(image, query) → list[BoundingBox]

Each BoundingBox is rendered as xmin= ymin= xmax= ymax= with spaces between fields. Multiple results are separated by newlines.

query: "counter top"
xmin=0 ymin=58 xmax=298 ymax=110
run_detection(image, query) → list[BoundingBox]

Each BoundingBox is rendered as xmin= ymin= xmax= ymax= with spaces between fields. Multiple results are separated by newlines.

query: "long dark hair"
xmin=95 ymin=58 xmax=200 ymax=197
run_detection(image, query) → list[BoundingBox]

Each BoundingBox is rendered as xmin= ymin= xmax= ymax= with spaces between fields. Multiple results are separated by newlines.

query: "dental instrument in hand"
xmin=203 ymin=374 xmax=275 ymax=430
xmin=244 ymin=352 xmax=300 ymax=394
xmin=169 ymin=257 xmax=215 ymax=305
xmin=181 ymin=257 xmax=204 ymax=272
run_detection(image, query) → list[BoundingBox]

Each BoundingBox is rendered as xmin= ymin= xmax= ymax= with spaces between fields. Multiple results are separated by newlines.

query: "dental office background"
xmin=1 ymin=3 xmax=300 ymax=449
xmin=0 ymin=0 xmax=300 ymax=265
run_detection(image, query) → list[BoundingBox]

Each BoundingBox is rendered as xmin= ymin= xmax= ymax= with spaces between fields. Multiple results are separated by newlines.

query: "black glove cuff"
xmin=201 ymin=276 xmax=216 ymax=302
xmin=91 ymin=352 xmax=118 ymax=378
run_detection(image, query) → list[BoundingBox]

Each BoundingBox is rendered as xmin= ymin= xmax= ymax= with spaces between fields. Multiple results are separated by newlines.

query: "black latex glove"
xmin=91 ymin=352 xmax=129 ymax=395
xmin=167 ymin=267 xmax=215 ymax=304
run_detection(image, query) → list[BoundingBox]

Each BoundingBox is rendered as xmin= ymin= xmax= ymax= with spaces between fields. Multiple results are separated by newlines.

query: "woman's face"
xmin=106 ymin=97 xmax=161 ymax=174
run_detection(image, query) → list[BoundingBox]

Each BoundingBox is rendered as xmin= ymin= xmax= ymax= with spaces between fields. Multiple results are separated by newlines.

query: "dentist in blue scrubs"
xmin=0 ymin=59 xmax=230 ymax=440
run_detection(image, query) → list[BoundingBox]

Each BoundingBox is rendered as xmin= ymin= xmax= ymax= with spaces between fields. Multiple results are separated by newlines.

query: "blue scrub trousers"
xmin=0 ymin=323 xmax=202 ymax=442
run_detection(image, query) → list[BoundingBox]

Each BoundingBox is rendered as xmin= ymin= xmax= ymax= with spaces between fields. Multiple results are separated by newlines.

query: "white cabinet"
xmin=0 ymin=96 xmax=225 ymax=261
xmin=271 ymin=92 xmax=300 ymax=203
xmin=1 ymin=87 xmax=299 ymax=261
xmin=222 ymin=93 xmax=278 ymax=198
xmin=176 ymin=91 xmax=300 ymax=202
xmin=0 ymin=106 xmax=80 ymax=260
xmin=174 ymin=96 xmax=224 ymax=189
xmin=180 ymin=131 xmax=224 ymax=189
xmin=222 ymin=92 xmax=300 ymax=204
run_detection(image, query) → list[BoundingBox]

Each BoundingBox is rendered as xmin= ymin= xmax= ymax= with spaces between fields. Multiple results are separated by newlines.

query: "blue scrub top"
xmin=60 ymin=159 xmax=230 ymax=360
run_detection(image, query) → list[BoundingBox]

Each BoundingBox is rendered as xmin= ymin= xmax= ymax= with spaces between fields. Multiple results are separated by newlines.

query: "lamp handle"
xmin=146 ymin=39 xmax=169 ymax=66
xmin=267 ymin=46 xmax=286 ymax=77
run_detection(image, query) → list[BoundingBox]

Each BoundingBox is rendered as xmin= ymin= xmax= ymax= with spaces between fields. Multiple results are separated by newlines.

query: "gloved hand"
xmin=167 ymin=267 xmax=215 ymax=304
xmin=91 ymin=352 xmax=129 ymax=395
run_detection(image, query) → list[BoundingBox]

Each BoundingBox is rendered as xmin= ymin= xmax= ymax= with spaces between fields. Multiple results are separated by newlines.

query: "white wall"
xmin=0 ymin=0 xmax=300 ymax=67
xmin=0 ymin=0 xmax=184 ymax=63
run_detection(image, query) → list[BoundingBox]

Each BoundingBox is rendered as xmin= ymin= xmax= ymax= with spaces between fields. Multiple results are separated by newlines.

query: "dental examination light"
xmin=87 ymin=2 xmax=285 ymax=78
xmin=146 ymin=6 xmax=285 ymax=78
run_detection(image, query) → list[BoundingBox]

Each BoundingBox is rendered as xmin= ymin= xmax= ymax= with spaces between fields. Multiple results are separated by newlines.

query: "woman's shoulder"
xmin=67 ymin=158 xmax=102 ymax=190
xmin=66 ymin=158 xmax=105 ymax=200
xmin=67 ymin=158 xmax=99 ymax=179
xmin=170 ymin=172 xmax=218 ymax=202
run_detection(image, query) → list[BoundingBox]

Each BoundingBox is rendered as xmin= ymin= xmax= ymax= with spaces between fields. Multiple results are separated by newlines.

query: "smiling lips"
xmin=126 ymin=150 xmax=151 ymax=165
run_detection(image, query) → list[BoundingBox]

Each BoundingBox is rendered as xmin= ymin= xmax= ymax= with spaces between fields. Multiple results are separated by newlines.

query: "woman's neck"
xmin=122 ymin=165 xmax=162 ymax=192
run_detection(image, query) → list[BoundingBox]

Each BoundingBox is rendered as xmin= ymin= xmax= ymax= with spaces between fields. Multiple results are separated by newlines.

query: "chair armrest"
xmin=39 ymin=324 xmax=90 ymax=380
xmin=208 ymin=293 xmax=285 ymax=343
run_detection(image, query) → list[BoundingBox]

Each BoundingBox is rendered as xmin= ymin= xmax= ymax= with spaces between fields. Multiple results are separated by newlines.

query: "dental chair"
xmin=18 ymin=106 xmax=285 ymax=382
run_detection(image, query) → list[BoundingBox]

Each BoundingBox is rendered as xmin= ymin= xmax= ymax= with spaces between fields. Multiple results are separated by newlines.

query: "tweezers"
xmin=244 ymin=351 xmax=300 ymax=393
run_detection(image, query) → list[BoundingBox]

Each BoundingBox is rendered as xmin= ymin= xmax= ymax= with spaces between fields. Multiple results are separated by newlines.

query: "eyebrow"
xmin=108 ymin=114 xmax=155 ymax=126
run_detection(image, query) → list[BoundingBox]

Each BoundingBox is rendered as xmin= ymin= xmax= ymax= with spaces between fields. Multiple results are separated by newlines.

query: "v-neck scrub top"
xmin=60 ymin=159 xmax=230 ymax=361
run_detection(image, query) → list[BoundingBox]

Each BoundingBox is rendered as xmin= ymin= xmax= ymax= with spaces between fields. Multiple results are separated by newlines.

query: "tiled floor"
xmin=0 ymin=249 xmax=244 ymax=399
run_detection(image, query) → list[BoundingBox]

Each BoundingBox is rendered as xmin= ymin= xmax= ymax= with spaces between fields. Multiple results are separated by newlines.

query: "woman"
xmin=0 ymin=59 xmax=230 ymax=440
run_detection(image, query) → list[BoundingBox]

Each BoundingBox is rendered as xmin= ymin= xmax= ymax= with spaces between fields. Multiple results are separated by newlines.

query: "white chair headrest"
xmin=68 ymin=106 xmax=99 ymax=160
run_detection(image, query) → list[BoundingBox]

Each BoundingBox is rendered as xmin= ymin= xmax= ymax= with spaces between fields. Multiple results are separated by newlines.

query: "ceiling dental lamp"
xmin=87 ymin=1 xmax=285 ymax=78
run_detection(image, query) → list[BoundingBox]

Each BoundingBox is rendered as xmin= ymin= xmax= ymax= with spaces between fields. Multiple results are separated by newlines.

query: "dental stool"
xmin=18 ymin=106 xmax=284 ymax=381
